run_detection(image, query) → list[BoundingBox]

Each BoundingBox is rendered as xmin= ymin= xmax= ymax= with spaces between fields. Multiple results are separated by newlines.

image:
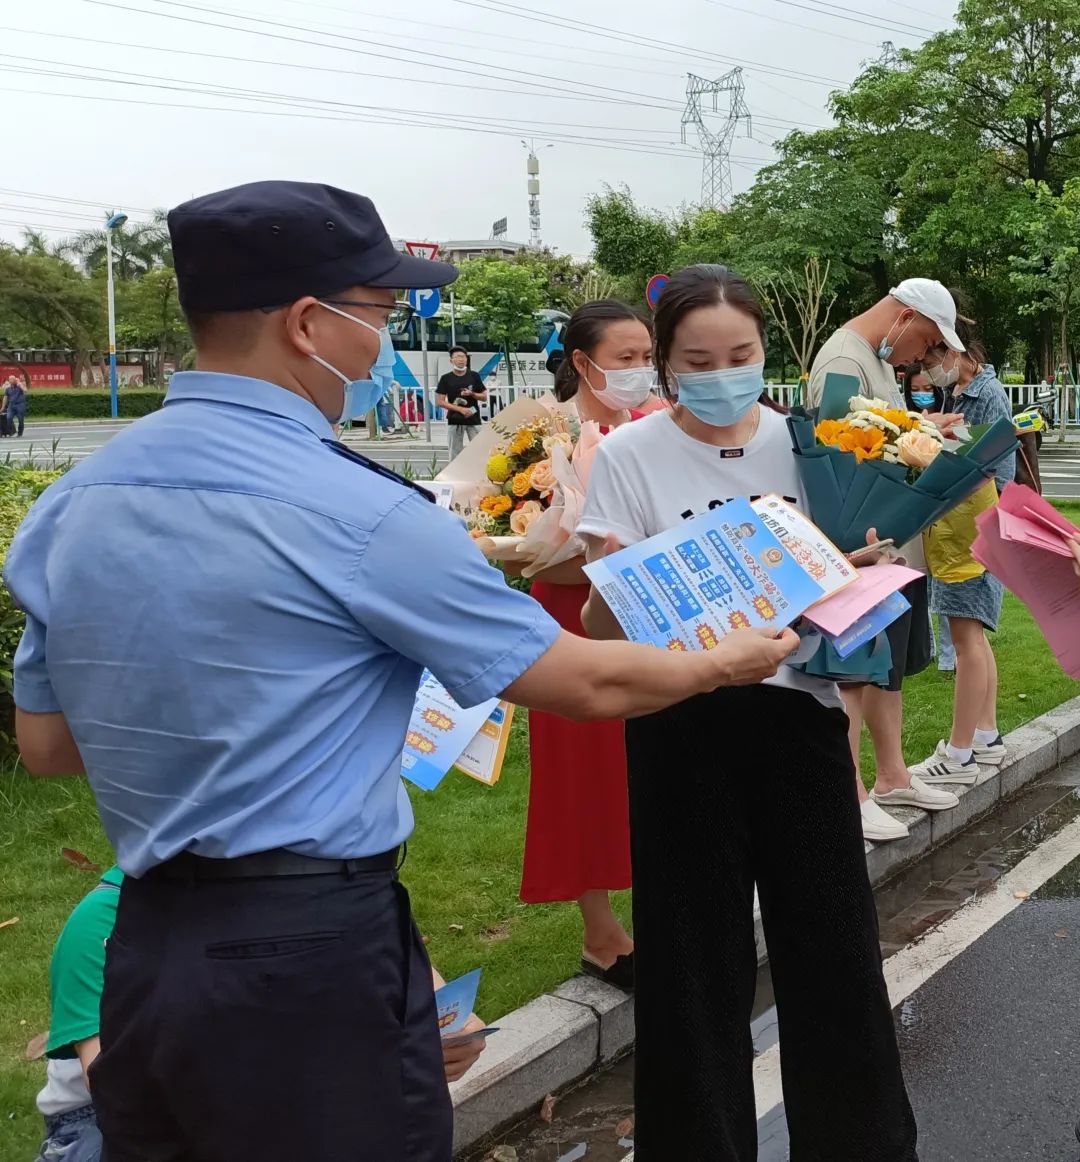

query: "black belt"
xmin=145 ymin=846 xmax=401 ymax=882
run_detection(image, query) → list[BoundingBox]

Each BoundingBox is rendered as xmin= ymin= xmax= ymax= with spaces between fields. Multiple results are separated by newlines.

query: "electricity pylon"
xmin=681 ymin=68 xmax=752 ymax=210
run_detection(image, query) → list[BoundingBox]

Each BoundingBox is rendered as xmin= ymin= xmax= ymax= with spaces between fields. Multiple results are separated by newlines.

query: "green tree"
xmin=504 ymin=249 xmax=588 ymax=312
xmin=61 ymin=210 xmax=171 ymax=280
xmin=585 ymin=186 xmax=678 ymax=291
xmin=838 ymin=0 xmax=1080 ymax=189
xmin=115 ymin=267 xmax=190 ymax=383
xmin=454 ymin=258 xmax=545 ymax=384
xmin=1009 ymin=179 xmax=1080 ymax=374
xmin=0 ymin=247 xmax=104 ymax=383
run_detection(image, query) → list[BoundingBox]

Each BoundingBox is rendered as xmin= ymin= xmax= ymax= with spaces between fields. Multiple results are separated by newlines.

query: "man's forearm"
xmin=573 ymin=639 xmax=726 ymax=719
xmin=502 ymin=629 xmax=788 ymax=722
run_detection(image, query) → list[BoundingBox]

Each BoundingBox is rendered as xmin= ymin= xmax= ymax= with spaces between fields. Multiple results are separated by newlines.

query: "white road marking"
xmin=754 ymin=814 xmax=1080 ymax=1119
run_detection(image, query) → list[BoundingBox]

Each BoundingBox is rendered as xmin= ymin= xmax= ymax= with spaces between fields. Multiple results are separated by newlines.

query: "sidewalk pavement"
xmin=449 ymin=696 xmax=1080 ymax=1157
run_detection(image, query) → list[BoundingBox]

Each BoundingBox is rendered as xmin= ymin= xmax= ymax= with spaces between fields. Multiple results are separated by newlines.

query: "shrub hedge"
xmin=0 ymin=466 xmax=65 ymax=760
xmin=26 ymin=390 xmax=166 ymax=419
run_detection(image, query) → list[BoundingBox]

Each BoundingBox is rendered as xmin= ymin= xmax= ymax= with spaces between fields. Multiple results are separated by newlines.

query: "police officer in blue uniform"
xmin=5 ymin=180 xmax=797 ymax=1162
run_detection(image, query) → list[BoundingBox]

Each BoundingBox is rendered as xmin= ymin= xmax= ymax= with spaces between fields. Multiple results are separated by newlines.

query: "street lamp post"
xmin=105 ymin=211 xmax=128 ymax=419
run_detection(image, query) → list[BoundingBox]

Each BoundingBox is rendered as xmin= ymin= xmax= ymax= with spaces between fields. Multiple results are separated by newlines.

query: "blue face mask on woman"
xmin=910 ymin=390 xmax=936 ymax=409
xmin=311 ymin=302 xmax=398 ymax=423
xmin=674 ymin=361 xmax=765 ymax=428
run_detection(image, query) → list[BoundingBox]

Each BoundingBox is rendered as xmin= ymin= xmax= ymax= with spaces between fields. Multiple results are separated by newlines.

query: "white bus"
xmin=387 ymin=305 xmax=568 ymax=418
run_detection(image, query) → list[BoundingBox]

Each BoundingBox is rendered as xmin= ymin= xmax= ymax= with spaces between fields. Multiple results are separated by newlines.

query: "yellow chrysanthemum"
xmin=508 ymin=429 xmax=537 ymax=456
xmin=510 ymin=469 xmax=534 ymax=497
xmin=480 ymin=494 xmax=513 ymax=517
xmin=486 ymin=453 xmax=512 ymax=483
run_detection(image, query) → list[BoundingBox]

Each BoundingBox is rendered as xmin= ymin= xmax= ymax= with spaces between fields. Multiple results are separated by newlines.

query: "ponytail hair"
xmin=552 ymin=299 xmax=651 ymax=402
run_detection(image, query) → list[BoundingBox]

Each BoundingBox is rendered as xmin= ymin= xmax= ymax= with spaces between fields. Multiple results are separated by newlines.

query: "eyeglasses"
xmin=322 ymin=299 xmax=414 ymax=328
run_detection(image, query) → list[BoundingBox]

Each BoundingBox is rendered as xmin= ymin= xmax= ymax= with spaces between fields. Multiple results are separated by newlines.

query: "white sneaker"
xmin=972 ymin=735 xmax=1007 ymax=766
xmin=872 ymin=775 xmax=960 ymax=812
xmin=909 ymin=740 xmax=980 ymax=786
xmin=860 ymin=799 xmax=910 ymax=842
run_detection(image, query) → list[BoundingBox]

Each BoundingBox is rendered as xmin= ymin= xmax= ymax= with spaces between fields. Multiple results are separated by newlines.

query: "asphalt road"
xmin=479 ymin=763 xmax=1080 ymax=1162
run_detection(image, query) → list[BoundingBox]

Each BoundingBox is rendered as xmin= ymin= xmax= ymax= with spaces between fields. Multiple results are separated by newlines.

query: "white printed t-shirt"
xmin=577 ymin=406 xmax=841 ymax=710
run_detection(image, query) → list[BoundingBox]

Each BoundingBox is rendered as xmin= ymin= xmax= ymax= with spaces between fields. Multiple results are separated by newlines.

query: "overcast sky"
xmin=4 ymin=0 xmax=956 ymax=258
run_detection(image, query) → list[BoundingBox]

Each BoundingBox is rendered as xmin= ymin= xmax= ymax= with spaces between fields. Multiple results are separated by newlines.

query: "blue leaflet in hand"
xmin=435 ymin=968 xmax=482 ymax=1037
xmin=827 ymin=591 xmax=911 ymax=661
xmin=583 ymin=497 xmax=827 ymax=651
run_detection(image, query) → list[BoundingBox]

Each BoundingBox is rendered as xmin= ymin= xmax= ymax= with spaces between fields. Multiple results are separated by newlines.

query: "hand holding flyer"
xmin=583 ymin=496 xmax=918 ymax=655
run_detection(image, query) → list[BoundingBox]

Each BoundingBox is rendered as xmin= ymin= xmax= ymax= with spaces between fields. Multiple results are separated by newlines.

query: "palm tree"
xmin=60 ymin=210 xmax=172 ymax=279
xmin=19 ymin=229 xmax=64 ymax=258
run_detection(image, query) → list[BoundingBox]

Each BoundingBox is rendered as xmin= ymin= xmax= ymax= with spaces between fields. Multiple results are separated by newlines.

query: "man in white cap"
xmin=807 ymin=279 xmax=966 ymax=843
xmin=808 ymin=278 xmax=965 ymax=410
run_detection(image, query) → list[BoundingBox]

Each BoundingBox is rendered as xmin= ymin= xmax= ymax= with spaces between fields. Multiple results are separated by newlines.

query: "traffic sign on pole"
xmin=404 ymin=240 xmax=441 ymax=262
xmin=646 ymin=274 xmax=670 ymax=312
xmin=406 ymin=287 xmax=441 ymax=319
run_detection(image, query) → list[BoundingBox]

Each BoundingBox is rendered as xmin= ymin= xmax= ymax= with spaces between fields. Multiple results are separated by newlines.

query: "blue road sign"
xmin=407 ymin=287 xmax=441 ymax=319
xmin=646 ymin=273 xmax=670 ymax=312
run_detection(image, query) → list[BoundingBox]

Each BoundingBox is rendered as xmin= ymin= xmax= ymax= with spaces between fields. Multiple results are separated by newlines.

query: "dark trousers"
xmin=627 ymin=684 xmax=917 ymax=1161
xmin=92 ymin=863 xmax=451 ymax=1162
xmin=2 ymin=410 xmax=24 ymax=436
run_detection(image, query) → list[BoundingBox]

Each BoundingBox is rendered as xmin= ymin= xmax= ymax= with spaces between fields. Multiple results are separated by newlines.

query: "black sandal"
xmin=580 ymin=951 xmax=635 ymax=992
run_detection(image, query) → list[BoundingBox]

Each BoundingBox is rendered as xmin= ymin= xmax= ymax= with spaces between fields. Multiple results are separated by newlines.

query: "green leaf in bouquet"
xmin=818 ymin=372 xmax=863 ymax=421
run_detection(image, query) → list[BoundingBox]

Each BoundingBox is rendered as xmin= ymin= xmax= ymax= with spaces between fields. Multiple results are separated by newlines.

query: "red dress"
xmin=520 ymin=580 xmax=631 ymax=902
xmin=519 ymin=409 xmax=655 ymax=903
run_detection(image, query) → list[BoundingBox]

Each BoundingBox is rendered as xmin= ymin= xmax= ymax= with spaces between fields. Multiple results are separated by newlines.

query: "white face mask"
xmin=925 ymin=358 xmax=960 ymax=389
xmin=583 ymin=355 xmax=655 ymax=409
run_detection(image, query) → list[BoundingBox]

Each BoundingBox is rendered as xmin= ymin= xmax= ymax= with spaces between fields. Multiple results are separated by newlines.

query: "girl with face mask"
xmin=520 ymin=300 xmax=659 ymax=991
xmin=576 ymin=266 xmax=918 ymax=1162
xmin=903 ymin=366 xmax=945 ymax=415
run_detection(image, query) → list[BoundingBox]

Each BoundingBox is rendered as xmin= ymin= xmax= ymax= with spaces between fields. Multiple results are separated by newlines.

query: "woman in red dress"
xmin=521 ymin=300 xmax=659 ymax=989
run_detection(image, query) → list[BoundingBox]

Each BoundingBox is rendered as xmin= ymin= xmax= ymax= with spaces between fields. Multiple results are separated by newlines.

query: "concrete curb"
xmin=451 ymin=696 xmax=1080 ymax=1157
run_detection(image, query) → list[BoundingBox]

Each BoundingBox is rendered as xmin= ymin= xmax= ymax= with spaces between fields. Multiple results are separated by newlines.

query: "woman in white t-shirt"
xmin=577 ymin=265 xmax=917 ymax=1162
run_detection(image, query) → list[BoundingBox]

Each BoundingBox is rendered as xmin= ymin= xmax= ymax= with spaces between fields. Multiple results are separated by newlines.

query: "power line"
xmin=0 ymin=25 xmax=686 ymax=114
xmin=98 ymin=0 xmax=691 ymax=113
xmin=444 ymin=0 xmax=851 ymax=87
xmin=0 ymin=186 xmax=155 ymax=215
xmin=1 ymin=56 xmax=714 ymax=154
xmin=99 ymin=0 xmax=851 ymax=95
xmin=2 ymin=25 xmax=830 ymax=136
xmin=771 ymin=0 xmax=936 ymax=36
xmin=703 ymin=0 xmax=881 ymax=47
xmin=10 ymin=81 xmax=734 ymax=165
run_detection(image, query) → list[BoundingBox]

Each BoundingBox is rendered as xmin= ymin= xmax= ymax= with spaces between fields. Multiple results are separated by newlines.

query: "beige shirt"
xmin=807 ymin=329 xmax=924 ymax=568
xmin=807 ymin=328 xmax=904 ymax=409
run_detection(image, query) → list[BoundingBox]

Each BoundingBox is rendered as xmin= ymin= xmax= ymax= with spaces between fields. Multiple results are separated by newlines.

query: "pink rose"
xmin=529 ymin=458 xmax=556 ymax=495
xmin=510 ymin=500 xmax=544 ymax=535
xmin=896 ymin=430 xmax=942 ymax=470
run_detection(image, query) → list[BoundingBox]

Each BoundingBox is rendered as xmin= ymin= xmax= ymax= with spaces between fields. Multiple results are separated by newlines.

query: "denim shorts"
xmin=35 ymin=1105 xmax=102 ymax=1162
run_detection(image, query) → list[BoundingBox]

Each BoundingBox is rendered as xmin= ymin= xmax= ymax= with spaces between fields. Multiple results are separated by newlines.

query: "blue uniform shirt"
xmin=4 ymin=372 xmax=560 ymax=876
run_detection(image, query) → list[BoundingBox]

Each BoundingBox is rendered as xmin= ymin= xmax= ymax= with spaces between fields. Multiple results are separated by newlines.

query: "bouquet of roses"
xmin=465 ymin=408 xmax=603 ymax=577
xmin=787 ymin=373 xmax=1017 ymax=553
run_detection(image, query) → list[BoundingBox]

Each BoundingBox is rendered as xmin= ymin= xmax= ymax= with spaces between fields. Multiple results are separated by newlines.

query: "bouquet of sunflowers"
xmin=787 ymin=372 xmax=1017 ymax=553
xmin=814 ymin=398 xmax=946 ymax=469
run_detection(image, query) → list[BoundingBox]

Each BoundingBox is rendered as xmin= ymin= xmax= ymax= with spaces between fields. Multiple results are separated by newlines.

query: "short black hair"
xmin=449 ymin=345 xmax=468 ymax=357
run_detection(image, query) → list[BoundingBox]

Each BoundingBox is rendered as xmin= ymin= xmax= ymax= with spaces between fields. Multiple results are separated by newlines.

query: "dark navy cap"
xmin=168 ymin=180 xmax=457 ymax=312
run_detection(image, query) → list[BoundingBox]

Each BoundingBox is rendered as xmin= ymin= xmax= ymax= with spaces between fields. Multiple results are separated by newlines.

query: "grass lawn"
xmin=3 ymin=515 xmax=1080 ymax=1152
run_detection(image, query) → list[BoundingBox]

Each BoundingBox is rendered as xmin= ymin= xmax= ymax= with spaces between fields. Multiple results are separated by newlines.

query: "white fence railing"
xmin=381 ymin=381 xmax=1065 ymax=430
